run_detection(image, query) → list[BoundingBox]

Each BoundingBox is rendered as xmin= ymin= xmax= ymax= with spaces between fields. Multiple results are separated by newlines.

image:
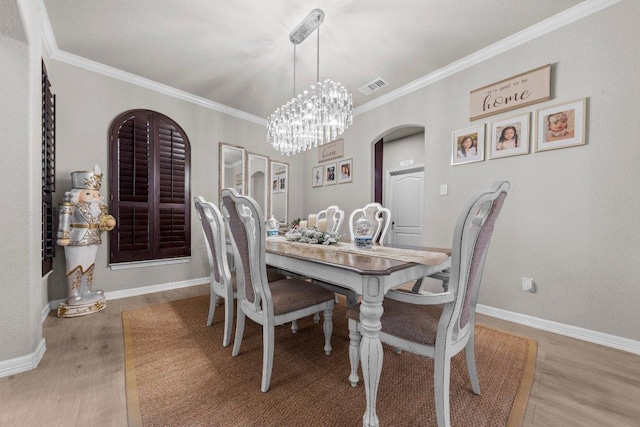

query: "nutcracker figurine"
xmin=57 ymin=165 xmax=116 ymax=317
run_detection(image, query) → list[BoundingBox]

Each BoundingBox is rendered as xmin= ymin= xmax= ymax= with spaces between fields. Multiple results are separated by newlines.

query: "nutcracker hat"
xmin=71 ymin=164 xmax=102 ymax=190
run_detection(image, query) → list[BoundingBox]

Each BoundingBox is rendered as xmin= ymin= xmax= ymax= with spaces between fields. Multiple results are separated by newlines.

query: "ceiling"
xmin=42 ymin=0 xmax=585 ymax=121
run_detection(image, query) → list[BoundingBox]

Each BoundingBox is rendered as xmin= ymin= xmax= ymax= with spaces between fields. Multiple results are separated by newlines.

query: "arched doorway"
xmin=373 ymin=125 xmax=425 ymax=244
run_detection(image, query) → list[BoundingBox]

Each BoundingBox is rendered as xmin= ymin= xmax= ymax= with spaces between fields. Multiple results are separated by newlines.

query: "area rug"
xmin=122 ymin=295 xmax=536 ymax=426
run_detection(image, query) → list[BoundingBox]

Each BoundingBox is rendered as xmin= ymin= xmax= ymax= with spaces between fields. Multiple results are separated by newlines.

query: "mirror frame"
xmin=246 ymin=151 xmax=270 ymax=218
xmin=269 ymin=160 xmax=289 ymax=226
xmin=219 ymin=142 xmax=246 ymax=197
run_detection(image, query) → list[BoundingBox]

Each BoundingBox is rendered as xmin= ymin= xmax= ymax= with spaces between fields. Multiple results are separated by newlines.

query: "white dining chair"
xmin=347 ymin=181 xmax=510 ymax=427
xmin=348 ymin=202 xmax=391 ymax=244
xmin=221 ymin=188 xmax=335 ymax=392
xmin=317 ymin=205 xmax=345 ymax=234
xmin=194 ymin=196 xmax=237 ymax=347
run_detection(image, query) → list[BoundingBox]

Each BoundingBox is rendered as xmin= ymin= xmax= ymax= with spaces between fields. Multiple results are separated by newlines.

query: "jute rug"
xmin=123 ymin=295 xmax=536 ymax=427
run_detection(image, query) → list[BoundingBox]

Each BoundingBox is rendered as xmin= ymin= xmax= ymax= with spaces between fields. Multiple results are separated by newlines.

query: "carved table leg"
xmin=359 ymin=277 xmax=384 ymax=427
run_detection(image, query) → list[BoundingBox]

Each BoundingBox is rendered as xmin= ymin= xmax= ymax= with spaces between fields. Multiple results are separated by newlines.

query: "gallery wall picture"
xmin=534 ymin=98 xmax=586 ymax=152
xmin=452 ymin=125 xmax=485 ymax=166
xmin=312 ymin=166 xmax=324 ymax=187
xmin=338 ymin=158 xmax=353 ymax=184
xmin=324 ymin=162 xmax=337 ymax=186
xmin=489 ymin=113 xmax=530 ymax=159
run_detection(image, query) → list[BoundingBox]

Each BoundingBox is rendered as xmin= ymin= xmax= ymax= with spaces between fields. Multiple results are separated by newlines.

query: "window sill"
xmin=109 ymin=257 xmax=191 ymax=271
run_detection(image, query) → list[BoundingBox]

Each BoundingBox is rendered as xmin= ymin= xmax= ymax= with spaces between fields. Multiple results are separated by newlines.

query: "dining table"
xmin=264 ymin=236 xmax=451 ymax=427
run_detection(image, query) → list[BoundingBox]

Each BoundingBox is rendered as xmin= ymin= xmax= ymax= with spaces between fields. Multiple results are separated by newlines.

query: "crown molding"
xmin=39 ymin=0 xmax=266 ymax=126
xmin=40 ymin=0 xmax=620 ymax=125
xmin=354 ymin=0 xmax=622 ymax=116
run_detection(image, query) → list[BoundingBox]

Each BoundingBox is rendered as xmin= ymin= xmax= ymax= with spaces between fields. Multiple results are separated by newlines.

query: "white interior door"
xmin=386 ymin=168 xmax=424 ymax=245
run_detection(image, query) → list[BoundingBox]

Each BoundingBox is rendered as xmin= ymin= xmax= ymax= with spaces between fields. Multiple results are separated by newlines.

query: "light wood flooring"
xmin=1 ymin=284 xmax=639 ymax=426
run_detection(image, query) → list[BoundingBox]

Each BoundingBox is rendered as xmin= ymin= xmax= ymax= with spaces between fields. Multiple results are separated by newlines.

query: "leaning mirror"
xmin=269 ymin=160 xmax=288 ymax=225
xmin=246 ymin=152 xmax=269 ymax=218
xmin=219 ymin=143 xmax=245 ymax=196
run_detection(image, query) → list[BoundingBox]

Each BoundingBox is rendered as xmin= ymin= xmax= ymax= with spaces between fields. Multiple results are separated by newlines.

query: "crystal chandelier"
xmin=267 ymin=9 xmax=353 ymax=156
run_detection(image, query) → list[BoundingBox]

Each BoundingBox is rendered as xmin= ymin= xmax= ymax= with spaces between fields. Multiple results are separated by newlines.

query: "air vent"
xmin=359 ymin=77 xmax=388 ymax=95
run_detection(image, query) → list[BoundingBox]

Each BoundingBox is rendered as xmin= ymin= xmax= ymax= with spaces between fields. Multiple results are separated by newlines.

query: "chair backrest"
xmin=348 ymin=203 xmax=392 ymax=244
xmin=444 ymin=180 xmax=510 ymax=342
xmin=194 ymin=196 xmax=233 ymax=294
xmin=220 ymin=188 xmax=273 ymax=317
xmin=317 ymin=205 xmax=345 ymax=234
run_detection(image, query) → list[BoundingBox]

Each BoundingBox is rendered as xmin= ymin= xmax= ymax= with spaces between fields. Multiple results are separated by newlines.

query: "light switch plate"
xmin=440 ymin=184 xmax=448 ymax=195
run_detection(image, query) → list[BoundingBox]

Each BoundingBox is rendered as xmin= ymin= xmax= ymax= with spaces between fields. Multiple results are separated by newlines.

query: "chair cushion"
xmin=270 ymin=279 xmax=335 ymax=316
xmin=346 ymin=299 xmax=444 ymax=346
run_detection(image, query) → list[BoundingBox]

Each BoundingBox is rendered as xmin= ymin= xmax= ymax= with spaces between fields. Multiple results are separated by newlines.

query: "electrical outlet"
xmin=522 ymin=277 xmax=535 ymax=292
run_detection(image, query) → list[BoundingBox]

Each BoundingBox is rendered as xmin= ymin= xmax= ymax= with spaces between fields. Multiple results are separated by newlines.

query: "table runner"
xmin=268 ymin=236 xmax=449 ymax=266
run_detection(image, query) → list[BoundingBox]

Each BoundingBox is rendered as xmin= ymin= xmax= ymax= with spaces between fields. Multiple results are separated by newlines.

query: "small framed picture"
xmin=534 ymin=98 xmax=586 ymax=152
xmin=324 ymin=162 xmax=337 ymax=186
xmin=489 ymin=113 xmax=530 ymax=159
xmin=338 ymin=158 xmax=353 ymax=184
xmin=451 ymin=125 xmax=484 ymax=165
xmin=279 ymin=176 xmax=286 ymax=193
xmin=271 ymin=179 xmax=278 ymax=193
xmin=312 ymin=166 xmax=323 ymax=187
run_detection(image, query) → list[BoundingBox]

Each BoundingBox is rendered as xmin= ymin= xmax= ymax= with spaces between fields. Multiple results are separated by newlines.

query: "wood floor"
xmin=1 ymin=284 xmax=639 ymax=427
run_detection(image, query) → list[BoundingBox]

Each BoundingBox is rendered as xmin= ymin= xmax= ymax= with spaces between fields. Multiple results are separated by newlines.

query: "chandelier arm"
xmin=316 ymin=26 xmax=320 ymax=83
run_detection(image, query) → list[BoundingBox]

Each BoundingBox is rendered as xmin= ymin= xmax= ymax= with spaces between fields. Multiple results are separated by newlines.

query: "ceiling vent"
xmin=359 ymin=77 xmax=388 ymax=95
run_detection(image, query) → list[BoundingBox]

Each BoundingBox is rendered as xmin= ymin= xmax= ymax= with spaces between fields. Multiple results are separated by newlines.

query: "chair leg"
xmin=323 ymin=307 xmax=333 ymax=355
xmin=345 ymin=292 xmax=359 ymax=308
xmin=231 ymin=305 xmax=245 ymax=357
xmin=465 ymin=334 xmax=481 ymax=395
xmin=434 ymin=352 xmax=452 ymax=427
xmin=207 ymin=294 xmax=218 ymax=327
xmin=261 ymin=322 xmax=275 ymax=393
xmin=291 ymin=319 xmax=298 ymax=333
xmin=348 ymin=318 xmax=361 ymax=387
xmin=222 ymin=296 xmax=233 ymax=347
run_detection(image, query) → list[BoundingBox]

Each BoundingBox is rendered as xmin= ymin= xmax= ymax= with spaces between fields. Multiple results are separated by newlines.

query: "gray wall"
xmin=46 ymin=60 xmax=304 ymax=301
xmin=304 ymin=0 xmax=640 ymax=341
xmin=0 ymin=0 xmax=43 ymax=361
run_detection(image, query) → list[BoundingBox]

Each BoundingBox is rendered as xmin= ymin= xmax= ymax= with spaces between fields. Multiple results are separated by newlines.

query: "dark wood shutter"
xmin=42 ymin=60 xmax=56 ymax=276
xmin=155 ymin=118 xmax=190 ymax=257
xmin=109 ymin=110 xmax=190 ymax=263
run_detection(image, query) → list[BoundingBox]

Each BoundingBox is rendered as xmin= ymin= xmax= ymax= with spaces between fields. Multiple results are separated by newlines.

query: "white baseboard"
xmin=0 ymin=338 xmax=46 ymax=378
xmin=477 ymin=304 xmax=640 ymax=356
xmin=47 ymin=277 xmax=209 ymax=310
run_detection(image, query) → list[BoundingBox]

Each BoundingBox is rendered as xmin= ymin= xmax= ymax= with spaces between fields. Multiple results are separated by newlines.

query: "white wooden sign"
xmin=470 ymin=64 xmax=551 ymax=121
xmin=318 ymin=138 xmax=344 ymax=162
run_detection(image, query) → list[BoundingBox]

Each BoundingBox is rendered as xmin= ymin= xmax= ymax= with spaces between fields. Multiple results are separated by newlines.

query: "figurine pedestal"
xmin=57 ymin=297 xmax=107 ymax=318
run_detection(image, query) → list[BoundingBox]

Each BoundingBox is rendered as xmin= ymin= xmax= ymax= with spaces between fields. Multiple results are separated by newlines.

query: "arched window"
xmin=109 ymin=109 xmax=191 ymax=263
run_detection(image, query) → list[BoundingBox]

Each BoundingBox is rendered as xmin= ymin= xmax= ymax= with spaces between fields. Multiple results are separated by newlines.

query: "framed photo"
xmin=534 ymin=98 xmax=586 ymax=152
xmin=279 ymin=176 xmax=286 ymax=193
xmin=271 ymin=179 xmax=278 ymax=193
xmin=324 ymin=162 xmax=337 ymax=186
xmin=338 ymin=158 xmax=353 ymax=184
xmin=451 ymin=125 xmax=484 ymax=165
xmin=312 ymin=166 xmax=323 ymax=187
xmin=489 ymin=113 xmax=530 ymax=159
